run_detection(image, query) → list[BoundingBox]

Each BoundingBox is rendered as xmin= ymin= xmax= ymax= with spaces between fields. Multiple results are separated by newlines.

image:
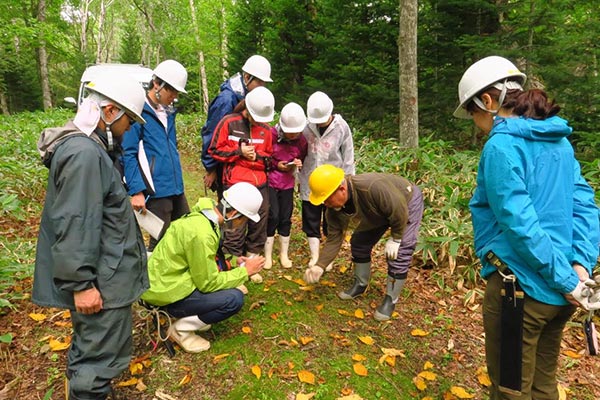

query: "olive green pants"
xmin=67 ymin=306 xmax=133 ymax=400
xmin=483 ymin=272 xmax=575 ymax=400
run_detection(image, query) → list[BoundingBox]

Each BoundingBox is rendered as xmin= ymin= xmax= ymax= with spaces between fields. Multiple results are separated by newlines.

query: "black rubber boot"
xmin=374 ymin=277 xmax=406 ymax=321
xmin=338 ymin=262 xmax=371 ymax=300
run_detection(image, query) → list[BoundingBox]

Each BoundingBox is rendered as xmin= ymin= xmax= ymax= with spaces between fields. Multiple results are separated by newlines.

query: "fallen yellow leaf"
xmin=358 ymin=336 xmax=374 ymax=345
xmin=251 ymin=365 xmax=261 ymax=379
xmin=315 ymin=304 xmax=324 ymax=312
xmin=450 ymin=386 xmax=474 ymax=399
xmin=341 ymin=387 xmax=353 ymax=395
xmin=354 ymin=309 xmax=365 ymax=319
xmin=178 ymin=374 xmax=191 ymax=386
xmin=381 ymin=347 xmax=405 ymax=357
xmin=213 ymin=353 xmax=230 ymax=362
xmin=384 ymin=355 xmax=396 ymax=367
xmin=242 ymin=326 xmax=252 ymax=334
xmin=413 ymin=376 xmax=427 ymax=391
xmin=298 ymin=370 xmax=316 ymax=384
xmin=129 ymin=362 xmax=143 ymax=375
xmin=411 ymin=329 xmax=429 ymax=337
xmin=353 ymin=363 xmax=368 ymax=377
xmin=558 ymin=382 xmax=567 ymax=400
xmin=115 ymin=378 xmax=138 ymax=387
xmin=296 ymin=393 xmax=316 ymax=400
xmin=352 ymin=354 xmax=366 ymax=362
xmin=293 ymin=278 xmax=306 ymax=286
xmin=418 ymin=371 xmax=437 ymax=381
xmin=49 ymin=338 xmax=70 ymax=351
xmin=29 ymin=313 xmax=46 ymax=322
xmin=299 ymin=286 xmax=315 ymax=291
xmin=476 ymin=366 xmax=491 ymax=387
xmin=562 ymin=350 xmax=582 ymax=359
xmin=338 ymin=309 xmax=352 ymax=316
xmin=421 ymin=397 xmax=434 ymax=400
xmin=339 ymin=265 xmax=348 ymax=273
xmin=299 ymin=336 xmax=315 ymax=345
xmin=336 ymin=395 xmax=363 ymax=400
xmin=423 ymin=361 xmax=434 ymax=370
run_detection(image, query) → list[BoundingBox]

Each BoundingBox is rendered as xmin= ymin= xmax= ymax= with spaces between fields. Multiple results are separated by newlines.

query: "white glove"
xmin=385 ymin=238 xmax=401 ymax=260
xmin=303 ymin=266 xmax=324 ymax=284
xmin=568 ymin=279 xmax=597 ymax=310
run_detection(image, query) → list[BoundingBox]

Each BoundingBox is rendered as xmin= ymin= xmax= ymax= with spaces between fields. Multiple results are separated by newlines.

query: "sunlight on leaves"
xmin=353 ymin=363 xmax=368 ymax=377
xmin=354 ymin=309 xmax=365 ymax=319
xmin=450 ymin=386 xmax=474 ymax=399
xmin=298 ymin=370 xmax=316 ymax=384
xmin=251 ymin=365 xmax=261 ymax=379
xmin=411 ymin=329 xmax=429 ymax=337
xmin=28 ymin=313 xmax=46 ymax=322
xmin=115 ymin=378 xmax=138 ymax=387
xmin=352 ymin=354 xmax=366 ymax=362
xmin=358 ymin=336 xmax=374 ymax=345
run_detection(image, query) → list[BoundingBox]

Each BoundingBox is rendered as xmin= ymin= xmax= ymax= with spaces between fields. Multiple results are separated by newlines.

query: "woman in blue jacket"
xmin=122 ymin=59 xmax=189 ymax=251
xmin=455 ymin=56 xmax=599 ymax=399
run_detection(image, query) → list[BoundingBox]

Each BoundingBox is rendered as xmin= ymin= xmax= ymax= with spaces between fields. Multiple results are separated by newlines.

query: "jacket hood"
xmin=221 ymin=72 xmax=246 ymax=101
xmin=192 ymin=197 xmax=217 ymax=213
xmin=37 ymin=121 xmax=86 ymax=166
xmin=490 ymin=115 xmax=572 ymax=142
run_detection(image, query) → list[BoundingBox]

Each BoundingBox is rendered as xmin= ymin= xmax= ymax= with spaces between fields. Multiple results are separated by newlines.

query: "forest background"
xmin=2 ymin=0 xmax=600 ymax=399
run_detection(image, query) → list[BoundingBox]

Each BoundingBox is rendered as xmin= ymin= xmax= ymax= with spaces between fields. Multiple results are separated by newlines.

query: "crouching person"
xmin=141 ymin=182 xmax=265 ymax=352
xmin=303 ymin=165 xmax=424 ymax=321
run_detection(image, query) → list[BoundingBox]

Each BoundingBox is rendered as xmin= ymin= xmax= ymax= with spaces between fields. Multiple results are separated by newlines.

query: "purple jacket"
xmin=268 ymin=125 xmax=308 ymax=190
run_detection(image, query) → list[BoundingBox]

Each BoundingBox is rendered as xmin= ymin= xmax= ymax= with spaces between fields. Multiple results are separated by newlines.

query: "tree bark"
xmin=36 ymin=0 xmax=52 ymax=110
xmin=398 ymin=0 xmax=418 ymax=148
xmin=189 ymin=0 xmax=210 ymax=113
xmin=95 ymin=0 xmax=107 ymax=63
xmin=220 ymin=1 xmax=229 ymax=80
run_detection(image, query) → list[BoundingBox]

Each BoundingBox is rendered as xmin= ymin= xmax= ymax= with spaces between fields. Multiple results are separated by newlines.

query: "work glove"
xmin=303 ymin=266 xmax=324 ymax=284
xmin=385 ymin=238 xmax=402 ymax=260
xmin=568 ymin=279 xmax=600 ymax=311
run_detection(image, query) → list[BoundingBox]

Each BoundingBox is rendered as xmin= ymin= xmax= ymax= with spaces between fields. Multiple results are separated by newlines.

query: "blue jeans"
xmin=164 ymin=288 xmax=244 ymax=325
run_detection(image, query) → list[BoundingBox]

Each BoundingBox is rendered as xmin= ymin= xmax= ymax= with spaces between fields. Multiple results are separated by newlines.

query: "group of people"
xmin=32 ymin=52 xmax=600 ymax=400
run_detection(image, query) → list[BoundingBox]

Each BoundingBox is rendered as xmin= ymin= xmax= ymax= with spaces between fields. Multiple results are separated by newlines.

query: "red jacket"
xmin=208 ymin=113 xmax=273 ymax=188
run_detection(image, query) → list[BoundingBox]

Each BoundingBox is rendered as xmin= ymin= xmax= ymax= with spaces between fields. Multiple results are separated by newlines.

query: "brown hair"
xmin=466 ymin=87 xmax=560 ymax=120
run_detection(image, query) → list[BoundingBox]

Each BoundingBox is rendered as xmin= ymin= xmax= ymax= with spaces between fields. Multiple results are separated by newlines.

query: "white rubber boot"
xmin=279 ymin=236 xmax=293 ymax=268
xmin=167 ymin=316 xmax=211 ymax=353
xmin=264 ymin=237 xmax=274 ymax=270
xmin=307 ymin=237 xmax=320 ymax=267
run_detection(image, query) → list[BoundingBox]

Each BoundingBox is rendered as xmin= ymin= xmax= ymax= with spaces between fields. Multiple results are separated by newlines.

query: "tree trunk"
xmin=36 ymin=0 xmax=52 ymax=110
xmin=220 ymin=2 xmax=229 ymax=80
xmin=398 ymin=0 xmax=418 ymax=148
xmin=79 ymin=0 xmax=90 ymax=55
xmin=189 ymin=0 xmax=210 ymax=113
xmin=95 ymin=0 xmax=106 ymax=63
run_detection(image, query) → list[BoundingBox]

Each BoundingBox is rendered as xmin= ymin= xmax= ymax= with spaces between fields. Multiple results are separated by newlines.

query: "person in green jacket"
xmin=34 ymin=74 xmax=148 ymax=400
xmin=142 ymin=182 xmax=266 ymax=353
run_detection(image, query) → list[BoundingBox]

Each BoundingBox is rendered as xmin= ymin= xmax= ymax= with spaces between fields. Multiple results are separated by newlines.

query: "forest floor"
xmin=1 ymin=151 xmax=599 ymax=400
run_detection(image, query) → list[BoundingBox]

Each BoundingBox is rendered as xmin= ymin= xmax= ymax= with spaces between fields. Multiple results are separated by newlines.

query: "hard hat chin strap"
xmin=221 ymin=198 xmax=242 ymax=223
xmin=473 ymin=79 xmax=523 ymax=115
xmin=100 ymin=108 xmax=125 ymax=151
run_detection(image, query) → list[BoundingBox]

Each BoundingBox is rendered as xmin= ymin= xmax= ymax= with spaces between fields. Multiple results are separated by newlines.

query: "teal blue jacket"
xmin=470 ymin=116 xmax=599 ymax=305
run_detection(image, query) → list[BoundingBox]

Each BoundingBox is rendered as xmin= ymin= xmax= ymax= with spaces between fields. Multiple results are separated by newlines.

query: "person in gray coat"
xmin=33 ymin=74 xmax=148 ymax=400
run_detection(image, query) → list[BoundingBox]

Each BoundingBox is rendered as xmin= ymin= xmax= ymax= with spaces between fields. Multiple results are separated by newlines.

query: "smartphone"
xmin=584 ymin=319 xmax=598 ymax=356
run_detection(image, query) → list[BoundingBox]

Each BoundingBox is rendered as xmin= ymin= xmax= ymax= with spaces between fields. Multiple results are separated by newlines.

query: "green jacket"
xmin=141 ymin=198 xmax=249 ymax=306
xmin=317 ymin=173 xmax=414 ymax=268
xmin=33 ymin=121 xmax=149 ymax=310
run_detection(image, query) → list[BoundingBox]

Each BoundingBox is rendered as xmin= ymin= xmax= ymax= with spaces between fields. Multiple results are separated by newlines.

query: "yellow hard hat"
xmin=308 ymin=164 xmax=345 ymax=205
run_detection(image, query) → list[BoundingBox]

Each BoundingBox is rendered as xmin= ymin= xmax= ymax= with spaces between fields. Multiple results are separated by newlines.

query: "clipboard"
xmin=134 ymin=209 xmax=164 ymax=239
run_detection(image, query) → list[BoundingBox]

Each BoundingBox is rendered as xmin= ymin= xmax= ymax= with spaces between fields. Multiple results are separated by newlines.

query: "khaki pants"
xmin=483 ymin=272 xmax=575 ymax=400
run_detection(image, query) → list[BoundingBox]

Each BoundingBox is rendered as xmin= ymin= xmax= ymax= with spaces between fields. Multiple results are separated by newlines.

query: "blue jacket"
xmin=470 ymin=116 xmax=599 ymax=305
xmin=122 ymin=102 xmax=184 ymax=198
xmin=200 ymin=73 xmax=246 ymax=172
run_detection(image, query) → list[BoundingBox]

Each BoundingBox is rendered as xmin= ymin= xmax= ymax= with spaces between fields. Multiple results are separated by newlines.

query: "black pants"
xmin=267 ymin=187 xmax=294 ymax=236
xmin=301 ymin=200 xmax=328 ymax=238
xmin=146 ymin=193 xmax=190 ymax=251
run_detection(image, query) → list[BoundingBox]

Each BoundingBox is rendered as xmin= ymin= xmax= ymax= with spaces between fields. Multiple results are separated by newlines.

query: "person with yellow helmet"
xmin=303 ymin=164 xmax=423 ymax=321
xmin=34 ymin=73 xmax=148 ymax=399
xmin=455 ymin=55 xmax=600 ymax=397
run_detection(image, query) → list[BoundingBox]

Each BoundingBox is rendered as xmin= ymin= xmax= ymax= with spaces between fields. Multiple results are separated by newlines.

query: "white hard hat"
xmin=454 ymin=56 xmax=526 ymax=119
xmin=153 ymin=59 xmax=188 ymax=93
xmin=223 ymin=182 xmax=263 ymax=222
xmin=279 ymin=102 xmax=307 ymax=133
xmin=85 ymin=74 xmax=146 ymax=124
xmin=245 ymin=86 xmax=275 ymax=123
xmin=307 ymin=91 xmax=333 ymax=124
xmin=242 ymin=55 xmax=272 ymax=83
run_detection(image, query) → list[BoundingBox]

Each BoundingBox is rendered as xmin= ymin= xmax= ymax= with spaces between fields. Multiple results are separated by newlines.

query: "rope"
xmin=137 ymin=303 xmax=173 ymax=348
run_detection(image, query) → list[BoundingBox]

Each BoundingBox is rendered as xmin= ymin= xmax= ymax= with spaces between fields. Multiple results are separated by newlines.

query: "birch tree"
xmin=399 ymin=0 xmax=418 ymax=147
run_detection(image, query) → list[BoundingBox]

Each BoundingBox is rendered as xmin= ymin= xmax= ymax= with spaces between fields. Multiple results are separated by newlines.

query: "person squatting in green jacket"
xmin=33 ymin=75 xmax=148 ymax=400
xmin=141 ymin=182 xmax=266 ymax=353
